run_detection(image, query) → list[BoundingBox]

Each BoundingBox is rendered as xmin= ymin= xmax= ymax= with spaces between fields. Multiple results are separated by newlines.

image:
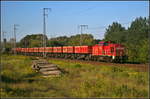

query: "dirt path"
xmin=48 ymin=58 xmax=149 ymax=72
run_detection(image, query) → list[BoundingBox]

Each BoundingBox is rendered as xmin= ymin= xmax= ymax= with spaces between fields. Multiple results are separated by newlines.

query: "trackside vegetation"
xmin=1 ymin=55 xmax=149 ymax=97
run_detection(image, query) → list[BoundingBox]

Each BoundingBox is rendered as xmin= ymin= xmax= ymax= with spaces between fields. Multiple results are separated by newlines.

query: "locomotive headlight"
xmin=112 ymin=56 xmax=115 ymax=60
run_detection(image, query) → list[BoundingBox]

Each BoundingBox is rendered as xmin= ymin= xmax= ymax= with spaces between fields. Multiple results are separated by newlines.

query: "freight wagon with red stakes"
xmin=62 ymin=46 xmax=74 ymax=59
xmin=13 ymin=41 xmax=127 ymax=62
xmin=74 ymin=46 xmax=92 ymax=60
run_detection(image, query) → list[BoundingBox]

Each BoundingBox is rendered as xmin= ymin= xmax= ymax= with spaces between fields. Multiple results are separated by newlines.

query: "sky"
xmin=1 ymin=1 xmax=149 ymax=41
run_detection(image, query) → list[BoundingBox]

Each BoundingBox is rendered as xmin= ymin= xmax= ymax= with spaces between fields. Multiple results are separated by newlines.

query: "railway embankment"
xmin=47 ymin=57 xmax=149 ymax=72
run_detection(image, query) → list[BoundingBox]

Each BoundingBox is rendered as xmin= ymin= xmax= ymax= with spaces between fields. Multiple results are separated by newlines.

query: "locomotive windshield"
xmin=116 ymin=47 xmax=125 ymax=56
xmin=99 ymin=41 xmax=109 ymax=46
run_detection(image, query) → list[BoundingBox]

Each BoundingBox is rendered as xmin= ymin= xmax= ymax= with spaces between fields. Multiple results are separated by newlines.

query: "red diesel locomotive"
xmin=13 ymin=41 xmax=127 ymax=62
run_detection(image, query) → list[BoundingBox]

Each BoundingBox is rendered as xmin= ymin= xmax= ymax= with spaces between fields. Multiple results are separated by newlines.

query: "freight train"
xmin=13 ymin=41 xmax=127 ymax=62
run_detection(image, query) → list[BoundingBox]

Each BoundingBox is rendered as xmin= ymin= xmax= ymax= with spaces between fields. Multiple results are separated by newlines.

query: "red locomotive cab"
xmin=92 ymin=41 xmax=110 ymax=56
xmin=114 ymin=44 xmax=125 ymax=56
xmin=92 ymin=41 xmax=126 ymax=62
xmin=110 ymin=44 xmax=126 ymax=62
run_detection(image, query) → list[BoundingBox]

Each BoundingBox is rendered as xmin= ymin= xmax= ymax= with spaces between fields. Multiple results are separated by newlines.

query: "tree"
xmin=125 ymin=17 xmax=149 ymax=63
xmin=104 ymin=22 xmax=126 ymax=43
xmin=137 ymin=39 xmax=149 ymax=63
xmin=104 ymin=17 xmax=149 ymax=63
xmin=19 ymin=34 xmax=47 ymax=47
xmin=47 ymin=34 xmax=95 ymax=46
xmin=127 ymin=17 xmax=148 ymax=44
xmin=67 ymin=34 xmax=95 ymax=46
xmin=47 ymin=36 xmax=69 ymax=46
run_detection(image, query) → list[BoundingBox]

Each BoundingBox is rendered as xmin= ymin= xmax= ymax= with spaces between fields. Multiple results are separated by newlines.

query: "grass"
xmin=0 ymin=54 xmax=149 ymax=97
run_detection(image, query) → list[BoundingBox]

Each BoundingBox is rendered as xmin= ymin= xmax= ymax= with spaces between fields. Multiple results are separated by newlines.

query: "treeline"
xmin=104 ymin=17 xmax=149 ymax=63
xmin=2 ymin=16 xmax=149 ymax=63
xmin=18 ymin=34 xmax=98 ymax=47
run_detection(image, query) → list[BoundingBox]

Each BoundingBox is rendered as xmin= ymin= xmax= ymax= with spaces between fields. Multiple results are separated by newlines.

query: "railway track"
xmin=47 ymin=57 xmax=149 ymax=72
